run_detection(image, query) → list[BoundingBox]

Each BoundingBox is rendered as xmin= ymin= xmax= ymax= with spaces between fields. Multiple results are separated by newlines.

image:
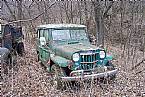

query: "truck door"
xmin=43 ymin=29 xmax=50 ymax=61
xmin=38 ymin=29 xmax=44 ymax=61
xmin=38 ymin=29 xmax=50 ymax=65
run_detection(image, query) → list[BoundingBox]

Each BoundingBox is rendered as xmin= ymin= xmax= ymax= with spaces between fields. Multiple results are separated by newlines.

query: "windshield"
xmin=52 ymin=29 xmax=70 ymax=40
xmin=52 ymin=29 xmax=88 ymax=41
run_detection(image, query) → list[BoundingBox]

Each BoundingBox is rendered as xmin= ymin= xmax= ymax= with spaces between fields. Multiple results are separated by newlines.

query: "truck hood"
xmin=54 ymin=43 xmax=97 ymax=60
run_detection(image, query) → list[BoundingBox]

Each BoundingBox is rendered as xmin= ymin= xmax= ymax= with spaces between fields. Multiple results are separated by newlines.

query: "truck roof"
xmin=37 ymin=24 xmax=86 ymax=29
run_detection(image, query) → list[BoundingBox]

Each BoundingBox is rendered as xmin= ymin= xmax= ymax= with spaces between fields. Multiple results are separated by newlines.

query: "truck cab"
xmin=2 ymin=24 xmax=24 ymax=54
xmin=0 ymin=23 xmax=24 ymax=65
xmin=36 ymin=24 xmax=117 ymax=87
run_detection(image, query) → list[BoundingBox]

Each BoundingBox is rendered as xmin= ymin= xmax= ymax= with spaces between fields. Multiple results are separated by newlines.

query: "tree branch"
xmin=103 ymin=1 xmax=114 ymax=18
xmin=7 ymin=1 xmax=56 ymax=24
xmin=3 ymin=0 xmax=17 ymax=20
xmin=131 ymin=58 xmax=145 ymax=70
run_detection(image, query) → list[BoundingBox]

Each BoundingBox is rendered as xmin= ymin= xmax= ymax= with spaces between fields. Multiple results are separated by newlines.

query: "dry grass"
xmin=1 ymin=41 xmax=145 ymax=97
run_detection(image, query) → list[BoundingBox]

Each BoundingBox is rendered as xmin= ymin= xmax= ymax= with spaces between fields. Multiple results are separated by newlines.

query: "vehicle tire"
xmin=3 ymin=62 xmax=8 ymax=75
xmin=106 ymin=65 xmax=116 ymax=83
xmin=6 ymin=54 xmax=12 ymax=69
xmin=108 ymin=74 xmax=116 ymax=81
xmin=61 ymin=67 xmax=79 ymax=90
xmin=17 ymin=42 xmax=24 ymax=56
xmin=51 ymin=65 xmax=64 ymax=90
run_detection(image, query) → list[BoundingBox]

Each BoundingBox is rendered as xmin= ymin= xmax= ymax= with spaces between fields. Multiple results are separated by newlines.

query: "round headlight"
xmin=100 ymin=51 xmax=105 ymax=59
xmin=72 ymin=53 xmax=80 ymax=61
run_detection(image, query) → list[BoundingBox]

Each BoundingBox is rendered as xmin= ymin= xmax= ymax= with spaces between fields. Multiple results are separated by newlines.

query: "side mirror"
xmin=40 ymin=37 xmax=46 ymax=46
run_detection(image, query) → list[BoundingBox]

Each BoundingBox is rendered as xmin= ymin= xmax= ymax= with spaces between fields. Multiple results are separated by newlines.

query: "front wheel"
xmin=51 ymin=65 xmax=64 ymax=90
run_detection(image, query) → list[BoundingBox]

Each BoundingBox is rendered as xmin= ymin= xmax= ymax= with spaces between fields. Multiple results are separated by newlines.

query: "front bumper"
xmin=61 ymin=68 xmax=118 ymax=81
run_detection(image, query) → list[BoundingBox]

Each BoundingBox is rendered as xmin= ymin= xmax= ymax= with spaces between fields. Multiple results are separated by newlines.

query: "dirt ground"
xmin=1 ymin=41 xmax=145 ymax=97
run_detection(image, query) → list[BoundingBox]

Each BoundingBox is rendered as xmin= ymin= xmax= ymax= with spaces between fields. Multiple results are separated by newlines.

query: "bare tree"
xmin=17 ymin=0 xmax=22 ymax=26
xmin=93 ymin=1 xmax=113 ymax=46
xmin=3 ymin=0 xmax=16 ymax=21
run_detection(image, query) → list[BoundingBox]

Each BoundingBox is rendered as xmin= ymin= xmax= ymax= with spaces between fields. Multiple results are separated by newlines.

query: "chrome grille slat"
xmin=80 ymin=52 xmax=99 ymax=70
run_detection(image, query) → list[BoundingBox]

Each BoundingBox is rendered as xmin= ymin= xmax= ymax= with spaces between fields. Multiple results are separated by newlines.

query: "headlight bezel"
xmin=72 ymin=53 xmax=80 ymax=62
xmin=99 ymin=50 xmax=106 ymax=59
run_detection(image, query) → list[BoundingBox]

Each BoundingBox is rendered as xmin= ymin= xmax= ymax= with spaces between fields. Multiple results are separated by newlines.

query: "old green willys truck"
xmin=36 ymin=24 xmax=117 ymax=87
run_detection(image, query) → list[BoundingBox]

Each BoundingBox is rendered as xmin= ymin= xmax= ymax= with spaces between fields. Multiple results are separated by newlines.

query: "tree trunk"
xmin=17 ymin=0 xmax=22 ymax=26
xmin=93 ymin=1 xmax=113 ymax=47
xmin=94 ymin=1 xmax=104 ymax=46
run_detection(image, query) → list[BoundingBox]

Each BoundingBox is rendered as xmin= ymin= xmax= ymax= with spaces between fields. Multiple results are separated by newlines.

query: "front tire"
xmin=51 ymin=65 xmax=64 ymax=90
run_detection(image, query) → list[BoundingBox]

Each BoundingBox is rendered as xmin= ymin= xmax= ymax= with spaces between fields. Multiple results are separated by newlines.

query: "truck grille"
xmin=80 ymin=52 xmax=99 ymax=70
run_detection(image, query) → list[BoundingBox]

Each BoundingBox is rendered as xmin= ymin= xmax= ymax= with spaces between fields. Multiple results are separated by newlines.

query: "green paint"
xmin=50 ymin=55 xmax=70 ymax=67
xmin=36 ymin=24 xmax=115 ymax=72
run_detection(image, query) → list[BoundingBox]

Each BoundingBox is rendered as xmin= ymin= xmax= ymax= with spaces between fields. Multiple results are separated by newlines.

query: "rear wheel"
xmin=7 ymin=54 xmax=13 ymax=69
xmin=3 ymin=54 xmax=13 ymax=74
xmin=3 ymin=62 xmax=8 ymax=75
xmin=17 ymin=42 xmax=24 ymax=56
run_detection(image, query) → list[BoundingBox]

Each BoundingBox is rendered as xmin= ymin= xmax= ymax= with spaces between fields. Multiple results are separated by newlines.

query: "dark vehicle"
xmin=0 ymin=24 xmax=24 ymax=56
xmin=0 ymin=47 xmax=11 ymax=74
xmin=0 ymin=23 xmax=24 ymax=65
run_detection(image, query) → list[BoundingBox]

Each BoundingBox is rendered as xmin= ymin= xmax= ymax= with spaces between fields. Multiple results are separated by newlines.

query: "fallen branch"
xmin=136 ymin=68 xmax=145 ymax=75
xmin=131 ymin=58 xmax=145 ymax=70
xmin=103 ymin=1 xmax=114 ymax=18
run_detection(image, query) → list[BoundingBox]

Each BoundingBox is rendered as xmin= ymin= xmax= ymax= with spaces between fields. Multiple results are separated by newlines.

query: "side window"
xmin=44 ymin=29 xmax=49 ymax=41
xmin=40 ymin=29 xmax=44 ymax=37
xmin=37 ymin=30 xmax=39 ymax=38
